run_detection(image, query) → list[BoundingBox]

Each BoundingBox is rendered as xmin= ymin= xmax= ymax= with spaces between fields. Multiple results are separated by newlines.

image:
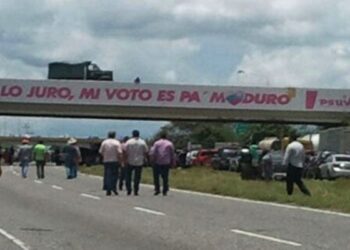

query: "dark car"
xmin=211 ymin=148 xmax=241 ymax=171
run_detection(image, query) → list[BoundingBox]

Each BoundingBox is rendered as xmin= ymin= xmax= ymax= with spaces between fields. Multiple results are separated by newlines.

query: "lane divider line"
xmin=141 ymin=185 xmax=350 ymax=218
xmin=78 ymin=173 xmax=350 ymax=218
xmin=231 ymin=229 xmax=302 ymax=247
xmin=12 ymin=171 xmax=20 ymax=176
xmin=88 ymin=175 xmax=103 ymax=180
xmin=80 ymin=193 xmax=101 ymax=200
xmin=34 ymin=180 xmax=43 ymax=184
xmin=0 ymin=228 xmax=30 ymax=250
xmin=51 ymin=185 xmax=63 ymax=190
xmin=134 ymin=207 xmax=165 ymax=216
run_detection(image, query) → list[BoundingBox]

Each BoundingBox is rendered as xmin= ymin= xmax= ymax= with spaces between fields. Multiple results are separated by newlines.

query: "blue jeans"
xmin=103 ymin=162 xmax=119 ymax=192
xmin=20 ymin=160 xmax=30 ymax=178
xmin=65 ymin=163 xmax=78 ymax=179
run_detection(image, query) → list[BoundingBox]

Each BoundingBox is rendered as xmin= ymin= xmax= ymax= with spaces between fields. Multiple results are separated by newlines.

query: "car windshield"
xmin=222 ymin=149 xmax=238 ymax=157
xmin=335 ymin=156 xmax=350 ymax=162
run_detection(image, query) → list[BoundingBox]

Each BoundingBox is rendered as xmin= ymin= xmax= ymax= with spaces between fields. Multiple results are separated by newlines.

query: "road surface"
xmin=0 ymin=165 xmax=349 ymax=250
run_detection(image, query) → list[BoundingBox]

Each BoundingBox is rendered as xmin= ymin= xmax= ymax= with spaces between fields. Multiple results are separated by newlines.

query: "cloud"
xmin=2 ymin=0 xmax=350 ymax=136
xmin=2 ymin=0 xmax=350 ymax=86
xmin=230 ymin=42 xmax=350 ymax=88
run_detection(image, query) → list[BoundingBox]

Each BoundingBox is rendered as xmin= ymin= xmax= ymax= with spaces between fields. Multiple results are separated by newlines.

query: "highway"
xmin=0 ymin=166 xmax=349 ymax=250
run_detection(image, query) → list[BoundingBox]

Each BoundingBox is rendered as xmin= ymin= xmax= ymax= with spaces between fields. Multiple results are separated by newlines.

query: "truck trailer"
xmin=48 ymin=61 xmax=113 ymax=81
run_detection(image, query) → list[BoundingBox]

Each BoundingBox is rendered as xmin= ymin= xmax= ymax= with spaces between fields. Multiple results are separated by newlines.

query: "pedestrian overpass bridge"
xmin=0 ymin=78 xmax=349 ymax=125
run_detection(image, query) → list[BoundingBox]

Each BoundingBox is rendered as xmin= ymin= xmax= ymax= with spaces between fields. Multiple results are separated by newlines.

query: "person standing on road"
xmin=149 ymin=132 xmax=176 ymax=196
xmin=124 ymin=130 xmax=148 ymax=196
xmin=33 ymin=140 xmax=48 ymax=179
xmin=99 ymin=131 xmax=123 ymax=196
xmin=0 ymin=146 xmax=2 ymax=177
xmin=283 ymin=134 xmax=311 ymax=196
xmin=119 ymin=136 xmax=129 ymax=191
xmin=17 ymin=136 xmax=33 ymax=178
xmin=63 ymin=138 xmax=81 ymax=179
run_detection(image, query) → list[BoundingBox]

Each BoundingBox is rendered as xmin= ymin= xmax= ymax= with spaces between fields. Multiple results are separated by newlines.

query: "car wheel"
xmin=327 ymin=170 xmax=336 ymax=181
xmin=319 ymin=169 xmax=324 ymax=180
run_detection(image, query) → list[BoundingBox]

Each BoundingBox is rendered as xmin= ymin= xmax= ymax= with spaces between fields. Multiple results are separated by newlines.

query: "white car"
xmin=185 ymin=150 xmax=198 ymax=167
xmin=318 ymin=154 xmax=350 ymax=180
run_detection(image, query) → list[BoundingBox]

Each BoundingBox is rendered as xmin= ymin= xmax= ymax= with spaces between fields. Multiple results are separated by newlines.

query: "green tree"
xmin=240 ymin=123 xmax=296 ymax=144
xmin=152 ymin=121 xmax=235 ymax=149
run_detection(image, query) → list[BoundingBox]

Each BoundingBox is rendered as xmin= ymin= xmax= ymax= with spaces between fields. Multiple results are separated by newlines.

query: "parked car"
xmin=211 ymin=148 xmax=241 ymax=171
xmin=257 ymin=149 xmax=285 ymax=180
xmin=193 ymin=149 xmax=218 ymax=166
xmin=176 ymin=149 xmax=187 ymax=168
xmin=318 ymin=154 xmax=350 ymax=180
xmin=185 ymin=150 xmax=198 ymax=167
xmin=269 ymin=150 xmax=285 ymax=180
xmin=303 ymin=151 xmax=333 ymax=179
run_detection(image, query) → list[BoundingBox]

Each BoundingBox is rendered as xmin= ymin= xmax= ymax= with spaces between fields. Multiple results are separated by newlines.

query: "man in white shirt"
xmin=99 ymin=131 xmax=123 ymax=196
xmin=283 ymin=134 xmax=311 ymax=196
xmin=125 ymin=130 xmax=148 ymax=196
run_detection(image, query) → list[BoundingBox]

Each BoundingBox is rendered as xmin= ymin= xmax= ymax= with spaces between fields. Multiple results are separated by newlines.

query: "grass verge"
xmin=80 ymin=165 xmax=350 ymax=214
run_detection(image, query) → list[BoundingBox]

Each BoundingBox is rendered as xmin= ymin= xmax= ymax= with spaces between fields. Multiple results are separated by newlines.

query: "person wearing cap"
xmin=33 ymin=140 xmax=48 ymax=179
xmin=99 ymin=131 xmax=123 ymax=196
xmin=63 ymin=137 xmax=81 ymax=179
xmin=124 ymin=130 xmax=148 ymax=196
xmin=17 ymin=136 xmax=33 ymax=178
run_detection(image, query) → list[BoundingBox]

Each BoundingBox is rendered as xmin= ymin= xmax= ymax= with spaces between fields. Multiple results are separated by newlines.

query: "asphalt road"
xmin=0 ymin=165 xmax=349 ymax=250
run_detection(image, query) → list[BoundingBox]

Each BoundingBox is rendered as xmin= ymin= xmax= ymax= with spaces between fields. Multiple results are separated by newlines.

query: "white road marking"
xmin=51 ymin=185 xmax=63 ymax=190
xmin=142 ymin=185 xmax=350 ymax=218
xmin=88 ymin=175 xmax=103 ymax=180
xmin=0 ymin=228 xmax=30 ymax=250
xmin=12 ymin=171 xmax=20 ymax=176
xmin=75 ymin=173 xmax=350 ymax=218
xmin=80 ymin=193 xmax=101 ymax=200
xmin=231 ymin=229 xmax=302 ymax=247
xmin=134 ymin=207 xmax=165 ymax=216
xmin=34 ymin=180 xmax=43 ymax=184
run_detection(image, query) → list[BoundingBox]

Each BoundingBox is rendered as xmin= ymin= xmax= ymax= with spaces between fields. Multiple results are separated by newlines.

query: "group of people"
xmin=1 ymin=131 xmax=310 ymax=197
xmin=1 ymin=130 xmax=176 ymax=197
xmin=99 ymin=130 xmax=176 ymax=196
xmin=9 ymin=136 xmax=51 ymax=179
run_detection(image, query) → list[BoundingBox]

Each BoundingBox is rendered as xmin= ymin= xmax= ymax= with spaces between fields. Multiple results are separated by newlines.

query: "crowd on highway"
xmin=0 ymin=130 xmax=176 ymax=197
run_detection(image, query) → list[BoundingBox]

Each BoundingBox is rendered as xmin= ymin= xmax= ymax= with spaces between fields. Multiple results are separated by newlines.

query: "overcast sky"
xmin=1 ymin=0 xmax=349 ymax=137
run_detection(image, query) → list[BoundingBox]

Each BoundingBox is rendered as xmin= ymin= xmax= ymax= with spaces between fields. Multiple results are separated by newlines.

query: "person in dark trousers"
xmin=119 ymin=136 xmax=129 ymax=191
xmin=283 ymin=134 xmax=311 ymax=196
xmin=33 ymin=140 xmax=47 ymax=179
xmin=8 ymin=146 xmax=14 ymax=165
xmin=99 ymin=131 xmax=123 ymax=196
xmin=149 ymin=132 xmax=176 ymax=196
xmin=63 ymin=138 xmax=81 ymax=179
xmin=17 ymin=136 xmax=33 ymax=178
xmin=124 ymin=130 xmax=148 ymax=196
xmin=0 ymin=146 xmax=2 ymax=177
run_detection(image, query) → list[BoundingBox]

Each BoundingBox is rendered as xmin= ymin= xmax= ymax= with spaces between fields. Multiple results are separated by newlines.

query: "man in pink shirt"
xmin=99 ymin=131 xmax=123 ymax=196
xmin=149 ymin=132 xmax=176 ymax=196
